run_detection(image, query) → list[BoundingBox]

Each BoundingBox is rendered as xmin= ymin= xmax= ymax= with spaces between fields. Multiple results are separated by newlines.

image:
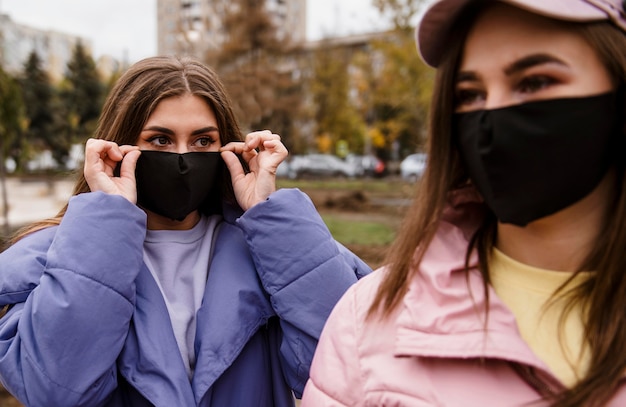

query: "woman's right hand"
xmin=83 ymin=138 xmax=141 ymax=203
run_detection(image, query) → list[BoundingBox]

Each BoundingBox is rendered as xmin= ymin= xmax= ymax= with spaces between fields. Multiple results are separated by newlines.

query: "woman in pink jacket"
xmin=302 ymin=0 xmax=626 ymax=406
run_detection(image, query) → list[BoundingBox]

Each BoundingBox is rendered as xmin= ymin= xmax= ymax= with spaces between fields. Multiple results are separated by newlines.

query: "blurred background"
xmin=0 ymin=0 xmax=434 ymax=228
xmin=0 ymin=0 xmax=433 ymax=168
xmin=0 ymin=1 xmax=434 ymax=403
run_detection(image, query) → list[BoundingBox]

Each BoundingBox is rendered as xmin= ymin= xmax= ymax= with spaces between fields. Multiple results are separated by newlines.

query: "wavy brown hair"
xmin=368 ymin=5 xmax=626 ymax=406
xmin=10 ymin=55 xmax=243 ymax=244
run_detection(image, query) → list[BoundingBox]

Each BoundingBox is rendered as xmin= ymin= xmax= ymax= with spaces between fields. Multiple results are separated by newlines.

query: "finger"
xmin=84 ymin=139 xmax=120 ymax=173
xmin=241 ymin=148 xmax=258 ymax=163
xmin=102 ymin=155 xmax=120 ymax=173
xmin=258 ymin=133 xmax=282 ymax=151
xmin=119 ymin=145 xmax=140 ymax=155
xmin=222 ymin=142 xmax=258 ymax=160
xmin=119 ymin=149 xmax=141 ymax=179
xmin=114 ymin=145 xmax=141 ymax=174
xmin=243 ymin=133 xmax=262 ymax=151
xmin=220 ymin=141 xmax=246 ymax=154
xmin=247 ymin=129 xmax=273 ymax=139
xmin=251 ymin=131 xmax=280 ymax=141
xmin=93 ymin=139 xmax=124 ymax=161
xmin=221 ymin=151 xmax=246 ymax=180
xmin=244 ymin=130 xmax=279 ymax=151
xmin=262 ymin=139 xmax=288 ymax=153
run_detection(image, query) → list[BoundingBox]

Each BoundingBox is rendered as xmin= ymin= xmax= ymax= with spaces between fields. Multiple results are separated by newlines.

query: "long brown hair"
xmin=10 ymin=55 xmax=244 ymax=244
xmin=369 ymin=6 xmax=626 ymax=406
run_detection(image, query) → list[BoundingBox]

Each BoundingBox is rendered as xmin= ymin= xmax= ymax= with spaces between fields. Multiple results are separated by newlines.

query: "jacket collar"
xmin=392 ymin=187 xmax=551 ymax=374
xmin=118 ymin=264 xmax=196 ymax=406
xmin=191 ymin=220 xmax=274 ymax=403
xmin=119 ymin=218 xmax=273 ymax=405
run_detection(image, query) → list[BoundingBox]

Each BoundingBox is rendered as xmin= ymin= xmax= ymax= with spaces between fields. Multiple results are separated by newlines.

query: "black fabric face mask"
xmin=135 ymin=151 xmax=224 ymax=221
xmin=454 ymin=92 xmax=619 ymax=226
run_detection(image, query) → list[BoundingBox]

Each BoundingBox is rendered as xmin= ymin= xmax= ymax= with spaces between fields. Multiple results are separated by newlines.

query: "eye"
xmin=518 ymin=75 xmax=556 ymax=94
xmin=148 ymin=135 xmax=171 ymax=146
xmin=193 ymin=137 xmax=216 ymax=148
xmin=454 ymin=88 xmax=485 ymax=110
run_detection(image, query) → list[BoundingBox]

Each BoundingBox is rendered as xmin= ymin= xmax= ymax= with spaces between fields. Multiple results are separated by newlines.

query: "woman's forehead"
xmin=459 ymin=4 xmax=600 ymax=72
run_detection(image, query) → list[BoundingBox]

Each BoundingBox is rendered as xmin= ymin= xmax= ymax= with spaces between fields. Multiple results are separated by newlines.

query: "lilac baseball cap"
xmin=417 ymin=0 xmax=626 ymax=67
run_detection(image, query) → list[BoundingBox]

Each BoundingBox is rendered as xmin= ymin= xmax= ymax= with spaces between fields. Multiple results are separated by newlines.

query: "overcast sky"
xmin=0 ymin=0 xmax=389 ymax=63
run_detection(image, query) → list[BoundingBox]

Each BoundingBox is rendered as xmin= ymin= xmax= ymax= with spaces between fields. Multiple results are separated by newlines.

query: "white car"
xmin=288 ymin=154 xmax=359 ymax=179
xmin=400 ymin=153 xmax=427 ymax=182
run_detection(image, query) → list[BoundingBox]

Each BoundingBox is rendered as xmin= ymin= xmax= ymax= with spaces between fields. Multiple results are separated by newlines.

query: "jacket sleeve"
xmin=0 ymin=192 xmax=147 ymax=407
xmin=300 ymin=284 xmax=364 ymax=406
xmin=236 ymin=188 xmax=372 ymax=397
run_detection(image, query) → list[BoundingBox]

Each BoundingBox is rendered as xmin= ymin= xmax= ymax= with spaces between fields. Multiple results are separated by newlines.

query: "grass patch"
xmin=321 ymin=214 xmax=396 ymax=246
xmin=278 ymin=178 xmax=406 ymax=194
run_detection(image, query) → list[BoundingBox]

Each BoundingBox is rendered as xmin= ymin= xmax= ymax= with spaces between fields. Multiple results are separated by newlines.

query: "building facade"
xmin=157 ymin=0 xmax=307 ymax=58
xmin=0 ymin=14 xmax=91 ymax=83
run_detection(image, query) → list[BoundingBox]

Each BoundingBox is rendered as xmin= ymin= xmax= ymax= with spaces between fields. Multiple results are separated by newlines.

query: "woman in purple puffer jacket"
xmin=0 ymin=55 xmax=371 ymax=407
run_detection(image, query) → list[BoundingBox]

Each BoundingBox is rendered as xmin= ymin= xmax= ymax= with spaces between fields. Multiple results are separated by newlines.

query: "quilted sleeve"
xmin=0 ymin=192 xmax=147 ymax=407
xmin=236 ymin=188 xmax=372 ymax=397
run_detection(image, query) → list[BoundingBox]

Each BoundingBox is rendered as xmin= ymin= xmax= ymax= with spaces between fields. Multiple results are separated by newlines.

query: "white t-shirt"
xmin=143 ymin=214 xmax=222 ymax=379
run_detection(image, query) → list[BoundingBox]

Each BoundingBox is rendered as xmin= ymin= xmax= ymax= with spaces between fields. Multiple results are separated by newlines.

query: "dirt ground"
xmin=0 ymin=183 xmax=408 ymax=404
xmin=303 ymin=186 xmax=406 ymax=269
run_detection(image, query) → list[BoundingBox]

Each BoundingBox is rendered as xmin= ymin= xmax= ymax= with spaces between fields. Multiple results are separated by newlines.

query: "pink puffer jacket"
xmin=301 ymin=188 xmax=626 ymax=406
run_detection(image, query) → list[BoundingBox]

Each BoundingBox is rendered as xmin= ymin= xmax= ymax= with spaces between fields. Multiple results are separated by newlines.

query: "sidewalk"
xmin=0 ymin=177 xmax=75 ymax=228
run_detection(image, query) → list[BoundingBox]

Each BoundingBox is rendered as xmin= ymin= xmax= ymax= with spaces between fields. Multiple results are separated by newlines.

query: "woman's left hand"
xmin=220 ymin=130 xmax=288 ymax=211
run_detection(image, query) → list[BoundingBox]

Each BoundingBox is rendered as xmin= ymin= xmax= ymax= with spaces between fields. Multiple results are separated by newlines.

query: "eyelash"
xmin=454 ymin=75 xmax=558 ymax=107
xmin=146 ymin=135 xmax=217 ymax=147
xmin=147 ymin=135 xmax=171 ymax=146
xmin=455 ymin=89 xmax=483 ymax=107
xmin=518 ymin=75 xmax=556 ymax=93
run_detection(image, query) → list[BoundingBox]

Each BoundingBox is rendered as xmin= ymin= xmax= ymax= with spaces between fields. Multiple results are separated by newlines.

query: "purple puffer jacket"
xmin=0 ymin=188 xmax=371 ymax=407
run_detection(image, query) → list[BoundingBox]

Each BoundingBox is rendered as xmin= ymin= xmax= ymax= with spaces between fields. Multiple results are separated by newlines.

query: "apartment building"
xmin=156 ymin=0 xmax=307 ymax=58
xmin=0 ymin=13 xmax=91 ymax=82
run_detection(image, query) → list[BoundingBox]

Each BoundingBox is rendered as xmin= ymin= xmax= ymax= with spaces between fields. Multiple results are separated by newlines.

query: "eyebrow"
xmin=456 ymin=53 xmax=568 ymax=84
xmin=503 ymin=53 xmax=567 ymax=76
xmin=142 ymin=125 xmax=219 ymax=136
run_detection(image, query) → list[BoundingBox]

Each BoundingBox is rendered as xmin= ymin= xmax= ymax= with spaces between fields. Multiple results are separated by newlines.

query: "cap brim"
xmin=417 ymin=0 xmax=610 ymax=67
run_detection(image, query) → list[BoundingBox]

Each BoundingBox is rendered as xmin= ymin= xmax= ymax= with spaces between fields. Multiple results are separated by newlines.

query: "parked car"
xmin=400 ymin=153 xmax=427 ymax=182
xmin=346 ymin=154 xmax=386 ymax=178
xmin=361 ymin=155 xmax=386 ymax=177
xmin=288 ymin=154 xmax=360 ymax=179
xmin=275 ymin=160 xmax=292 ymax=178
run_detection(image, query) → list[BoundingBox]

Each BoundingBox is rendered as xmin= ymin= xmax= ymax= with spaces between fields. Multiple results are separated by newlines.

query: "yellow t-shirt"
xmin=490 ymin=248 xmax=591 ymax=387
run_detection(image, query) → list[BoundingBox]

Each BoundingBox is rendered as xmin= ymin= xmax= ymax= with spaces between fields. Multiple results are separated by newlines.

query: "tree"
xmin=63 ymin=41 xmax=103 ymax=146
xmin=209 ymin=0 xmax=305 ymax=150
xmin=19 ymin=51 xmax=64 ymax=167
xmin=310 ymin=43 xmax=366 ymax=155
xmin=0 ymin=68 xmax=25 ymax=235
xmin=366 ymin=0 xmax=433 ymax=158
xmin=372 ymin=0 xmax=422 ymax=30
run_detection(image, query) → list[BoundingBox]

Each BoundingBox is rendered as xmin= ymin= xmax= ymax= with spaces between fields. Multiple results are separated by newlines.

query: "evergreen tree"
xmin=0 ymin=67 xmax=25 ymax=234
xmin=19 ymin=51 xmax=63 ymax=166
xmin=63 ymin=41 xmax=103 ymax=144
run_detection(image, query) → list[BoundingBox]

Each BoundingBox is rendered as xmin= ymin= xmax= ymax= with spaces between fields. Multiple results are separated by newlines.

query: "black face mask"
xmin=454 ymin=92 xmax=620 ymax=226
xmin=135 ymin=151 xmax=224 ymax=221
